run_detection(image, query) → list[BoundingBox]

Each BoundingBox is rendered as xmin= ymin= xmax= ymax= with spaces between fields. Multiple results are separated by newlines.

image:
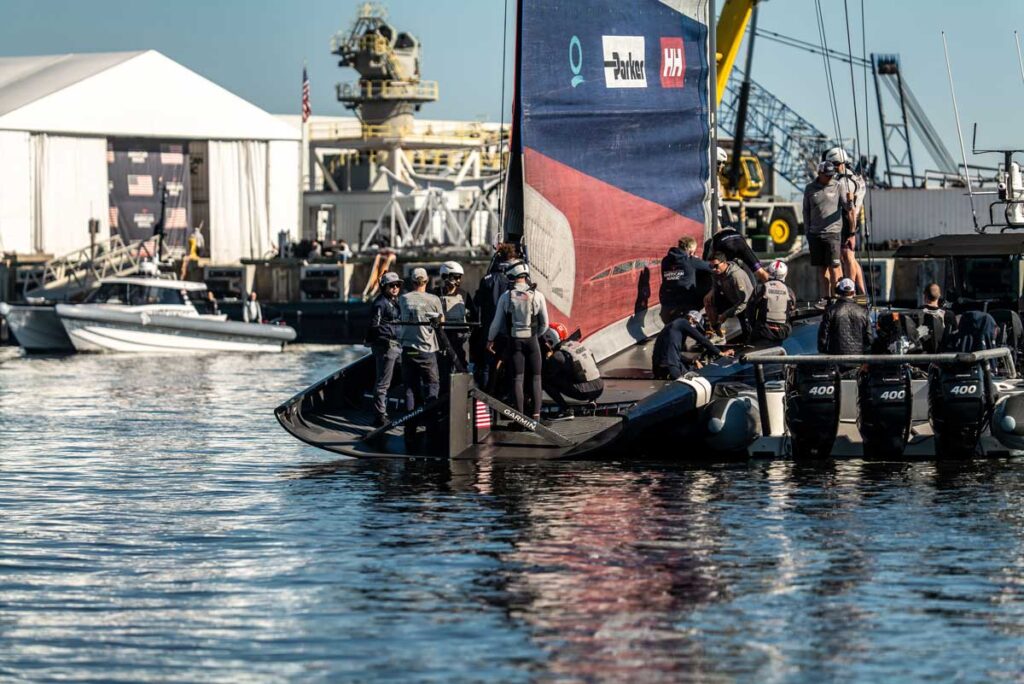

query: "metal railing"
xmin=22 ymin=235 xmax=150 ymax=300
xmin=336 ymin=79 xmax=438 ymax=103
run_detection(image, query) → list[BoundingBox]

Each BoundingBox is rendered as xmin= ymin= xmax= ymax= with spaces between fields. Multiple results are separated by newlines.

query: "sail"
xmin=508 ymin=0 xmax=712 ymax=355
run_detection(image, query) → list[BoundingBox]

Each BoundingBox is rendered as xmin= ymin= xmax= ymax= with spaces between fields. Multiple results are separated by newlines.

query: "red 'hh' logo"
xmin=660 ymin=37 xmax=685 ymax=88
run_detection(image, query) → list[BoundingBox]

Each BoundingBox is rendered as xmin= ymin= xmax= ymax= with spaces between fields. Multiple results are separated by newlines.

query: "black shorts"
xmin=808 ymin=233 xmax=841 ymax=267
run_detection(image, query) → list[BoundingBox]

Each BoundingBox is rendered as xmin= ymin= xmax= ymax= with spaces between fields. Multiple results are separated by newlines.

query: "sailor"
xmin=474 ymin=242 xmax=520 ymax=387
xmin=703 ymin=224 xmax=770 ymax=284
xmin=432 ymin=260 xmax=478 ymax=375
xmin=367 ymin=271 xmax=403 ymax=426
xmin=487 ymin=261 xmax=550 ymax=421
xmin=715 ymin=146 xmax=729 ymax=226
xmin=826 ymin=147 xmax=868 ymax=295
xmin=652 ymin=310 xmax=735 ymax=380
xmin=748 ymin=259 xmax=796 ymax=343
xmin=704 ymin=251 xmax=754 ymax=341
xmin=539 ymin=325 xmax=604 ymax=420
xmin=660 ymin=235 xmax=712 ymax=323
xmin=243 ymin=291 xmax=262 ymax=323
xmin=871 ymin=311 xmax=920 ymax=355
xmin=918 ymin=283 xmax=957 ymax=353
xmin=818 ymin=278 xmax=872 ymax=355
xmin=398 ymin=268 xmax=445 ymax=441
xmin=804 ymin=161 xmax=856 ymax=304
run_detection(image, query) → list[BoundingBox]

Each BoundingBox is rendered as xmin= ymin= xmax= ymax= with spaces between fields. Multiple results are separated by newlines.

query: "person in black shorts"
xmin=703 ymin=225 xmax=769 ymax=283
xmin=803 ymin=161 xmax=855 ymax=303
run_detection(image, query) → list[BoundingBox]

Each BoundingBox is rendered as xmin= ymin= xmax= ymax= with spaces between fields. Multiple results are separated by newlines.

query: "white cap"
xmin=817 ymin=161 xmax=837 ymax=176
xmin=837 ymin=277 xmax=856 ymax=294
xmin=716 ymin=146 xmax=729 ymax=164
xmin=411 ymin=267 xmax=429 ymax=282
xmin=767 ymin=259 xmax=788 ymax=281
xmin=687 ymin=310 xmax=704 ymax=327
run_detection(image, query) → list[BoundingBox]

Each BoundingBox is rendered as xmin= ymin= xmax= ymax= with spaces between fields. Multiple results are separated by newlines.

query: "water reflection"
xmin=3 ymin=349 xmax=1024 ymax=680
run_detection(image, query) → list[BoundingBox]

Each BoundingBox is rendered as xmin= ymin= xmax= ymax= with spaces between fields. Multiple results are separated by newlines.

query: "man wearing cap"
xmin=398 ymin=268 xmax=445 ymax=441
xmin=804 ymin=161 xmax=857 ymax=303
xmin=367 ymin=271 xmax=403 ymax=426
xmin=433 ymin=260 xmax=477 ymax=377
xmin=826 ymin=147 xmax=868 ymax=295
xmin=818 ymin=277 xmax=872 ymax=355
xmin=748 ymin=259 xmax=797 ymax=343
xmin=652 ymin=310 xmax=734 ymax=380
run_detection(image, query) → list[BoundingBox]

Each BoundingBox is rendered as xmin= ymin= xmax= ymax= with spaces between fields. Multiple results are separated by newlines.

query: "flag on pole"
xmin=301 ymin=66 xmax=311 ymax=123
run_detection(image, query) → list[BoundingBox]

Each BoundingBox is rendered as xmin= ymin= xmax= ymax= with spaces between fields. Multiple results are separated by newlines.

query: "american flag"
xmin=474 ymin=400 xmax=492 ymax=430
xmin=127 ymin=174 xmax=154 ymax=197
xmin=301 ymin=66 xmax=311 ymax=123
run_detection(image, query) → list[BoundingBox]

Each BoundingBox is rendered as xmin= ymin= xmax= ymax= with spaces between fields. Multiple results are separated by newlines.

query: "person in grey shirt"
xmin=398 ymin=268 xmax=445 ymax=442
xmin=803 ymin=161 xmax=856 ymax=303
xmin=243 ymin=292 xmax=262 ymax=323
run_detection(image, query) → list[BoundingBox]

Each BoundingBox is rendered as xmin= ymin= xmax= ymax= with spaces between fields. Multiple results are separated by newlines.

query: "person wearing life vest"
xmin=399 ymin=268 xmax=445 ymax=442
xmin=486 ymin=261 xmax=550 ymax=421
xmin=652 ymin=310 xmax=734 ymax=380
xmin=825 ymin=147 xmax=868 ymax=295
xmin=432 ymin=260 xmax=478 ymax=377
xmin=660 ymin=235 xmax=712 ymax=323
xmin=918 ymin=283 xmax=957 ymax=353
xmin=748 ymin=259 xmax=797 ymax=343
xmin=366 ymin=271 xmax=403 ymax=427
xmin=539 ymin=324 xmax=604 ymax=421
xmin=474 ymin=243 xmax=519 ymax=386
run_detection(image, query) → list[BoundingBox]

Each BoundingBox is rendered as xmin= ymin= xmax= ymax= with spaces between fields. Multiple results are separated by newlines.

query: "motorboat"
xmin=0 ymin=302 xmax=74 ymax=353
xmin=55 ymin=277 xmax=296 ymax=353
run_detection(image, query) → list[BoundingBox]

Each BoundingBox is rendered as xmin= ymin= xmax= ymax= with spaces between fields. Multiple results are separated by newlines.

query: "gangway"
xmin=22 ymin=235 xmax=150 ymax=301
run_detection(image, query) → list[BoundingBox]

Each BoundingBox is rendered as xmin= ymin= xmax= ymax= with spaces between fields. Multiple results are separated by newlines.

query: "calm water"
xmin=3 ymin=346 xmax=1024 ymax=682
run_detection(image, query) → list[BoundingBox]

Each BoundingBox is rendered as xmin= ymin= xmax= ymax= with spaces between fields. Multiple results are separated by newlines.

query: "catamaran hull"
xmin=0 ymin=304 xmax=74 ymax=353
xmin=57 ymin=305 xmax=296 ymax=354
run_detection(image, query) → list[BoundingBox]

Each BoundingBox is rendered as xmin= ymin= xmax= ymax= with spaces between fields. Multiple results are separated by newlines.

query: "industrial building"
xmin=0 ymin=50 xmax=301 ymax=263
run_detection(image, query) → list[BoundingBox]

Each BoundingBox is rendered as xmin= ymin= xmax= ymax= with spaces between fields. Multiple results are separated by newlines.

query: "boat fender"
xmin=704 ymin=394 xmax=760 ymax=452
xmin=676 ymin=375 xmax=713 ymax=408
xmin=992 ymin=393 xmax=1024 ymax=451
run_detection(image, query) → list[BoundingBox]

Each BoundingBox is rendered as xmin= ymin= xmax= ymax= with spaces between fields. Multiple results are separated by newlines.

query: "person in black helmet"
xmin=366 ymin=271 xmax=403 ymax=426
xmin=487 ymin=261 xmax=550 ymax=421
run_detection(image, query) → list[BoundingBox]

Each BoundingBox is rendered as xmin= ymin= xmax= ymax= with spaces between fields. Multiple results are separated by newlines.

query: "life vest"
xmin=439 ymin=290 xmax=467 ymax=323
xmin=918 ymin=307 xmax=948 ymax=353
xmin=759 ymin=280 xmax=791 ymax=325
xmin=560 ymin=340 xmax=601 ymax=383
xmin=507 ymin=286 xmax=536 ymax=339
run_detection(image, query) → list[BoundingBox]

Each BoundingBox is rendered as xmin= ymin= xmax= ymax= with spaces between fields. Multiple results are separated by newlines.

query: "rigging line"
xmin=842 ymin=0 xmax=863 ymax=162
xmin=942 ymin=32 xmax=980 ymax=232
xmin=1016 ymin=31 xmax=1024 ymax=85
xmin=814 ymin=0 xmax=843 ymax=145
xmin=860 ymin=0 xmax=876 ymax=305
xmin=497 ymin=0 xmax=510 ymax=239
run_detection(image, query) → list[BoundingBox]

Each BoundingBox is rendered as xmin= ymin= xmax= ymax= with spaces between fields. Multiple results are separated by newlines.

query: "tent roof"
xmin=0 ymin=50 xmax=299 ymax=141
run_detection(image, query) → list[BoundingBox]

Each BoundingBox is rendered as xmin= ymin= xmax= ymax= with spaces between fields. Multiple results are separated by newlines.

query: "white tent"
xmin=0 ymin=50 xmax=300 ymax=263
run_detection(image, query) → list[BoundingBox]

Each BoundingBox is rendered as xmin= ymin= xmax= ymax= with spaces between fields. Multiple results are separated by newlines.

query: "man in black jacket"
xmin=652 ymin=311 xmax=734 ymax=380
xmin=660 ymin=235 xmax=712 ymax=323
xmin=367 ymin=272 xmax=403 ymax=426
xmin=818 ymin=278 xmax=872 ymax=355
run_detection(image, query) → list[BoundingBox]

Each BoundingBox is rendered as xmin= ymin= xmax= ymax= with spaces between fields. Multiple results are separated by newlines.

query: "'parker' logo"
xmin=660 ymin=37 xmax=685 ymax=88
xmin=601 ymin=36 xmax=647 ymax=88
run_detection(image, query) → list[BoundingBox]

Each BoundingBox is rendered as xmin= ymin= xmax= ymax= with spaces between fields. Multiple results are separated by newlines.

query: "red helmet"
xmin=549 ymin=322 xmax=570 ymax=341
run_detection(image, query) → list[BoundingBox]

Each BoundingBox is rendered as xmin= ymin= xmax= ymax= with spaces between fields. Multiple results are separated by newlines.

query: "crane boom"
xmin=716 ymin=0 xmax=756 ymax=106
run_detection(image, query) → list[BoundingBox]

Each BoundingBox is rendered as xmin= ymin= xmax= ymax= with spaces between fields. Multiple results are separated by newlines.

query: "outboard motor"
xmin=785 ymin=365 xmax=841 ymax=459
xmin=928 ymin=362 xmax=995 ymax=457
xmin=992 ymin=393 xmax=1024 ymax=452
xmin=857 ymin=365 xmax=913 ymax=458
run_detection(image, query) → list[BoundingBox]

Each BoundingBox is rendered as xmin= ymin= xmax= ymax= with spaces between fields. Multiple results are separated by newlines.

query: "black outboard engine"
xmin=857 ymin=365 xmax=913 ymax=458
xmin=785 ymin=365 xmax=841 ymax=459
xmin=928 ymin=362 xmax=995 ymax=457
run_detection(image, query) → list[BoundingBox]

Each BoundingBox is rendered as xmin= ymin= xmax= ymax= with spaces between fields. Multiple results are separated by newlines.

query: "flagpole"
xmin=298 ymin=61 xmax=310 ymax=247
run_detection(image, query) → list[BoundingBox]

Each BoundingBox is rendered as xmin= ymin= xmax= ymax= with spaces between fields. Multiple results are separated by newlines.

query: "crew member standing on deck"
xmin=747 ymin=259 xmax=796 ymax=343
xmin=487 ymin=262 xmax=549 ymax=421
xmin=243 ymin=291 xmax=262 ymax=323
xmin=660 ymin=236 xmax=712 ymax=323
xmin=367 ymin=272 xmax=402 ymax=427
xmin=652 ymin=311 xmax=734 ymax=380
xmin=804 ymin=161 xmax=856 ymax=305
xmin=474 ymin=243 xmax=519 ymax=387
xmin=433 ymin=261 xmax=477 ymax=378
xmin=399 ymin=268 xmax=445 ymax=442
xmin=826 ymin=147 xmax=868 ymax=295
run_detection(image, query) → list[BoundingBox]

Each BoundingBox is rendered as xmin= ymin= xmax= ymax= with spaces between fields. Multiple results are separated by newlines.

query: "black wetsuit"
xmin=652 ymin=318 xmax=723 ymax=380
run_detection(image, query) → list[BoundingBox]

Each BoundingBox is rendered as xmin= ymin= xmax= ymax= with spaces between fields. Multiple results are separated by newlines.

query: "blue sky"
xmin=2 ymin=0 xmax=1022 ymax=171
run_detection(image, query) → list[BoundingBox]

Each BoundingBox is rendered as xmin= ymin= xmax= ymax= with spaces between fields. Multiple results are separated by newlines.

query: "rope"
xmin=496 ymin=0 xmax=510 ymax=241
xmin=813 ymin=0 xmax=843 ymax=144
xmin=842 ymin=0 xmax=862 ymax=162
xmin=859 ymin=0 xmax=877 ymax=307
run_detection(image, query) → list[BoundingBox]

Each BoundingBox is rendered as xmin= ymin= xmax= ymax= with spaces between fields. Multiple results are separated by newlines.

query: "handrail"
xmin=741 ymin=347 xmax=1017 ymax=379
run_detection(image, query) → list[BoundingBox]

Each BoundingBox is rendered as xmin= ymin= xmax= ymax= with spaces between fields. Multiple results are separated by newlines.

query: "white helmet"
xmin=716 ymin=146 xmax=729 ymax=164
xmin=767 ymin=259 xmax=788 ymax=281
xmin=439 ymin=261 xmax=464 ymax=277
xmin=824 ymin=147 xmax=850 ymax=164
xmin=506 ymin=260 xmax=530 ymax=280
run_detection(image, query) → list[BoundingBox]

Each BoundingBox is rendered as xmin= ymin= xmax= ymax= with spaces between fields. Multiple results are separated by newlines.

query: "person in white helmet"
xmin=824 ymin=147 xmax=867 ymax=295
xmin=747 ymin=259 xmax=797 ymax=343
xmin=487 ymin=261 xmax=550 ymax=421
xmin=432 ymin=260 xmax=477 ymax=377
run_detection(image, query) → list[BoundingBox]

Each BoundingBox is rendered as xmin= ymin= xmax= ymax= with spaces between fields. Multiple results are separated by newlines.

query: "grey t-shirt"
xmin=803 ymin=179 xmax=850 ymax=235
xmin=398 ymin=290 xmax=444 ymax=353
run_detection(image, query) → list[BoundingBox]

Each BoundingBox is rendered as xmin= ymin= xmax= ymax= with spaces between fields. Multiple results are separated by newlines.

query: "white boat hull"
xmin=0 ymin=303 xmax=74 ymax=353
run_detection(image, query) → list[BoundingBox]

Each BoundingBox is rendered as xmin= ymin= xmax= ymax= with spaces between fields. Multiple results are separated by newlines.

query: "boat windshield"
xmin=87 ymin=283 xmax=188 ymax=306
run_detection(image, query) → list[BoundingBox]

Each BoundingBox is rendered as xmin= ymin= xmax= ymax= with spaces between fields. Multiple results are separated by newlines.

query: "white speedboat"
xmin=55 ymin=277 xmax=296 ymax=353
xmin=0 ymin=302 xmax=74 ymax=353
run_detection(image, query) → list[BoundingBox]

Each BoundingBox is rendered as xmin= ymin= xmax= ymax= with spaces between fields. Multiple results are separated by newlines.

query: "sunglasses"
xmin=444 ymin=274 xmax=462 ymax=280
xmin=385 ymin=282 xmax=401 ymax=288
